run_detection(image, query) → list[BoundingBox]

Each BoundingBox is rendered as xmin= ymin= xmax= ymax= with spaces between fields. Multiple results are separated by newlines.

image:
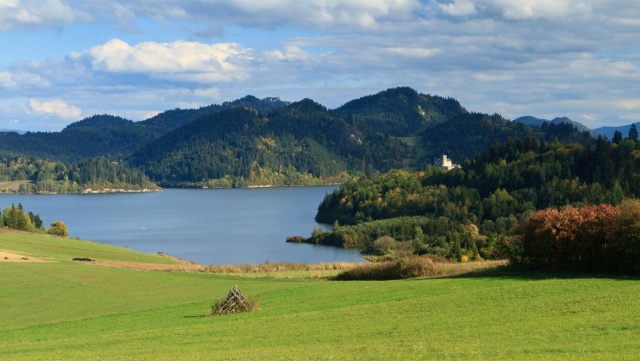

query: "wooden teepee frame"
xmin=215 ymin=285 xmax=250 ymax=315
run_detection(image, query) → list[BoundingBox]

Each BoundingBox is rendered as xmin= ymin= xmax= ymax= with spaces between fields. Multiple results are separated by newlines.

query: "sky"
xmin=0 ymin=0 xmax=639 ymax=132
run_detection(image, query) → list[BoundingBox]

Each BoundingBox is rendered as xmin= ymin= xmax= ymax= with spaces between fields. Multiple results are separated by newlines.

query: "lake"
xmin=0 ymin=187 xmax=364 ymax=265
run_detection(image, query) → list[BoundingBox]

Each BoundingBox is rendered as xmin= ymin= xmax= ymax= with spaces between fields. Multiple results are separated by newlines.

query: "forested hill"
xmin=336 ymin=87 xmax=467 ymax=136
xmin=140 ymin=95 xmax=290 ymax=134
xmin=0 ymin=96 xmax=289 ymax=162
xmin=0 ymin=86 xmax=604 ymax=189
xmin=0 ymin=115 xmax=158 ymax=162
xmin=307 ymin=134 xmax=640 ymax=261
xmin=128 ymin=102 xmax=408 ymax=187
xmin=419 ymin=113 xmax=593 ymax=163
xmin=513 ymin=115 xmax=596 ymax=137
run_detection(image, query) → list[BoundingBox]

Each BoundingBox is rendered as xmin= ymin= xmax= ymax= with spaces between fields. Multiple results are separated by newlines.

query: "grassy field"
xmin=0 ymin=180 xmax=28 ymax=193
xmin=2 ymin=230 xmax=640 ymax=360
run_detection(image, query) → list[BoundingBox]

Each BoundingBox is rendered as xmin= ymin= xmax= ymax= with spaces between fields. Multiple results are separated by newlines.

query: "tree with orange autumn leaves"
xmin=515 ymin=199 xmax=640 ymax=274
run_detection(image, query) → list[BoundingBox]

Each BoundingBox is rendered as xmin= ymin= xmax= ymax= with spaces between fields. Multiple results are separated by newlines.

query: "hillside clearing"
xmin=0 ymin=180 xmax=28 ymax=193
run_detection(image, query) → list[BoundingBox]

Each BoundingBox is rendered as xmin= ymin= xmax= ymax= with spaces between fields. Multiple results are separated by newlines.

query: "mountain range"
xmin=513 ymin=116 xmax=597 ymax=136
xmin=513 ymin=115 xmax=638 ymax=140
xmin=0 ymin=87 xmax=631 ymax=188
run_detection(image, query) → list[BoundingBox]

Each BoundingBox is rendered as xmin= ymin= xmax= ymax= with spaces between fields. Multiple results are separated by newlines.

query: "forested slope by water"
xmin=307 ymin=134 xmax=639 ymax=261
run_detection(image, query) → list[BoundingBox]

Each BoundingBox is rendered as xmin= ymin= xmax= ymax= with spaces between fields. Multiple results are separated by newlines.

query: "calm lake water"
xmin=0 ymin=187 xmax=364 ymax=265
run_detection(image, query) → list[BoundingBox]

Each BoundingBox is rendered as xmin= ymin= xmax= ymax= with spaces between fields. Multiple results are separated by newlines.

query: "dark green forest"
xmin=336 ymin=86 xmax=467 ymax=136
xmin=418 ymin=113 xmax=593 ymax=163
xmin=0 ymin=96 xmax=291 ymax=163
xmin=0 ymin=86 xmax=623 ymax=193
xmin=307 ymin=132 xmax=640 ymax=262
xmin=128 ymin=101 xmax=408 ymax=187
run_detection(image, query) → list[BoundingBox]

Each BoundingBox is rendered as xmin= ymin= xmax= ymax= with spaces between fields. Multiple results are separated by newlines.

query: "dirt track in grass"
xmin=0 ymin=250 xmax=46 ymax=263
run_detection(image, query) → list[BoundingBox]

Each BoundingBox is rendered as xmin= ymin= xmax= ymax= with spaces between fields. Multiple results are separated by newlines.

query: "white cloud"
xmin=436 ymin=0 xmax=593 ymax=21
xmin=438 ymin=0 xmax=476 ymax=16
xmin=28 ymin=99 xmax=81 ymax=119
xmin=0 ymin=71 xmax=52 ymax=89
xmin=617 ymin=99 xmax=640 ymax=110
xmin=79 ymin=39 xmax=250 ymax=83
xmin=473 ymin=72 xmax=513 ymax=82
xmin=114 ymin=0 xmax=420 ymax=29
xmin=264 ymin=46 xmax=317 ymax=62
xmin=1 ymin=0 xmax=640 ymax=132
xmin=489 ymin=0 xmax=593 ymax=21
xmin=0 ymin=0 xmax=89 ymax=30
xmin=386 ymin=47 xmax=441 ymax=59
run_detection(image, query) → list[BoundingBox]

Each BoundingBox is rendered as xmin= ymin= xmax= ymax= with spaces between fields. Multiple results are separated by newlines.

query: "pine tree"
xmin=628 ymin=123 xmax=638 ymax=141
xmin=613 ymin=130 xmax=623 ymax=145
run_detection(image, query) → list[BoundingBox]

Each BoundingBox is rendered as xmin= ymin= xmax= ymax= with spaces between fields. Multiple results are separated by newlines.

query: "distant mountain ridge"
xmin=0 ymin=96 xmax=290 ymax=162
xmin=0 ymin=87 xmax=602 ymax=188
xmin=513 ymin=116 xmax=596 ymax=136
xmin=594 ymin=124 xmax=635 ymax=140
xmin=0 ymin=129 xmax=25 ymax=134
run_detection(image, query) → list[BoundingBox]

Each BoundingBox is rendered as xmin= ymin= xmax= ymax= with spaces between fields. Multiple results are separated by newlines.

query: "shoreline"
xmin=1 ymin=184 xmax=340 ymax=195
xmin=81 ymin=188 xmax=162 ymax=194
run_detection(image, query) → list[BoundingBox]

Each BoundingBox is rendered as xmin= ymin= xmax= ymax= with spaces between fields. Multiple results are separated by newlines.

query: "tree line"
xmin=0 ymin=153 xmax=158 ymax=194
xmin=2 ymin=203 xmax=68 ymax=236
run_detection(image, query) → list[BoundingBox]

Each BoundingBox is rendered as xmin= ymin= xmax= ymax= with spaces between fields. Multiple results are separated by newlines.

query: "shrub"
xmin=334 ymin=256 xmax=438 ymax=280
xmin=47 ymin=221 xmax=68 ymax=237
xmin=369 ymin=236 xmax=396 ymax=255
xmin=285 ymin=235 xmax=305 ymax=243
xmin=398 ymin=256 xmax=438 ymax=279
xmin=513 ymin=200 xmax=640 ymax=274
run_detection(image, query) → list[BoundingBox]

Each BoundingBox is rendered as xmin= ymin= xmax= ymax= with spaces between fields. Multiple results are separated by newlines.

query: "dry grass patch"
xmin=0 ymin=180 xmax=28 ymax=193
xmin=89 ymin=259 xmax=204 ymax=271
xmin=335 ymin=257 xmax=508 ymax=280
xmin=0 ymin=249 xmax=46 ymax=263
xmin=437 ymin=259 xmax=508 ymax=276
xmin=202 ymin=261 xmax=364 ymax=279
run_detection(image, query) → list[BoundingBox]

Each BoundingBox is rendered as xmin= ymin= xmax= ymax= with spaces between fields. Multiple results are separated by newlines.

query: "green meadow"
xmin=2 ymin=231 xmax=640 ymax=360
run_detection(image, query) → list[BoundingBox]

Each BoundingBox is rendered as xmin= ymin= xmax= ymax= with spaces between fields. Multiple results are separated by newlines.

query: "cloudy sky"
xmin=1 ymin=0 xmax=639 ymax=132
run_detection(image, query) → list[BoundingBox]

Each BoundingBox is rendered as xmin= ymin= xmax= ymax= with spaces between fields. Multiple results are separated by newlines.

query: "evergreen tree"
xmin=628 ymin=123 xmax=638 ymax=141
xmin=613 ymin=130 xmax=623 ymax=145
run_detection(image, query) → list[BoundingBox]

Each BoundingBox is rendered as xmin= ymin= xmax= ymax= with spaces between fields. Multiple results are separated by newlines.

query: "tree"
xmin=628 ymin=123 xmax=638 ymax=142
xmin=613 ymin=130 xmax=623 ymax=145
xmin=413 ymin=226 xmax=425 ymax=253
xmin=450 ymin=237 xmax=463 ymax=261
xmin=47 ymin=221 xmax=68 ymax=237
xmin=370 ymin=236 xmax=396 ymax=255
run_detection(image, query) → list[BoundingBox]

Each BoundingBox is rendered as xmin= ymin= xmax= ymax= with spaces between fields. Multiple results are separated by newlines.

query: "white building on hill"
xmin=435 ymin=154 xmax=459 ymax=170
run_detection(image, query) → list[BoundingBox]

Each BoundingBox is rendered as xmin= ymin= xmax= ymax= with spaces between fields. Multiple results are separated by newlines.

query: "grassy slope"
xmin=0 ymin=231 xmax=180 ymax=264
xmin=2 ymin=231 xmax=640 ymax=360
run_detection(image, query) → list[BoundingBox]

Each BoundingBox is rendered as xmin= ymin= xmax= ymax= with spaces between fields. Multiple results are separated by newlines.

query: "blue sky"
xmin=1 ymin=0 xmax=639 ymax=132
